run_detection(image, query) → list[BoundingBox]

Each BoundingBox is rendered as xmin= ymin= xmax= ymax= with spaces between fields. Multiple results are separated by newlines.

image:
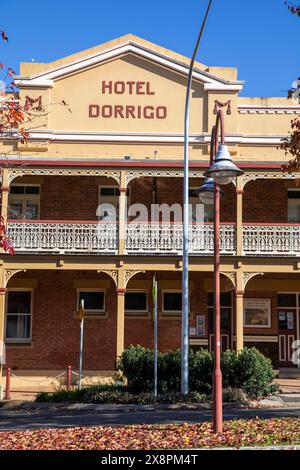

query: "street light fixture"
xmin=199 ymin=108 xmax=243 ymax=434
xmin=198 ymin=177 xmax=224 ymax=205
xmin=204 ymin=144 xmax=243 ymax=185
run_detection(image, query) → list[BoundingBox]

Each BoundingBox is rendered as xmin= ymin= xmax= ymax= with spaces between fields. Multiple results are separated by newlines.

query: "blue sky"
xmin=0 ymin=0 xmax=299 ymax=96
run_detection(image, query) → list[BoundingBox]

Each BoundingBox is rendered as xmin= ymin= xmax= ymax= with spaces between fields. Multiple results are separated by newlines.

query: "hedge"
xmin=117 ymin=345 xmax=277 ymax=398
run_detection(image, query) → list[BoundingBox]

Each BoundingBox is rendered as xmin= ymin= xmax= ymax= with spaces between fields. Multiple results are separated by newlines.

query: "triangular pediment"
xmin=15 ymin=35 xmax=243 ymax=92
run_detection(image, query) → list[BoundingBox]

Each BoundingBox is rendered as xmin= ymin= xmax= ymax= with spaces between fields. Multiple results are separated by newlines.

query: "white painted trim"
xmin=23 ymin=130 xmax=286 ymax=145
xmin=14 ymin=41 xmax=244 ymax=91
xmin=189 ymin=338 xmax=208 ymax=346
xmin=279 ymin=335 xmax=286 ymax=362
xmin=288 ymin=335 xmax=295 ymax=362
xmin=239 ymin=105 xmax=300 ymax=115
xmin=243 ymin=335 xmax=279 ymax=343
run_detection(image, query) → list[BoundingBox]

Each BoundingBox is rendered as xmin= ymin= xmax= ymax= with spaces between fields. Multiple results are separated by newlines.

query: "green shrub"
xmin=189 ymin=349 xmax=213 ymax=394
xmin=221 ymin=350 xmax=239 ymax=388
xmin=233 ymin=347 xmax=278 ymax=398
xmin=37 ymin=346 xmax=276 ymax=403
xmin=159 ymin=350 xmax=181 ymax=392
xmin=117 ymin=345 xmax=158 ymax=393
xmin=118 ymin=345 xmax=276 ymax=398
xmin=36 ymin=388 xmax=209 ymax=404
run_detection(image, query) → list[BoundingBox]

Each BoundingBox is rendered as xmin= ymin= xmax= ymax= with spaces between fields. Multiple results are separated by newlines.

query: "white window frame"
xmin=189 ymin=186 xmax=213 ymax=223
xmin=287 ymin=189 xmax=300 ymax=223
xmin=5 ymin=288 xmax=33 ymax=343
xmin=77 ymin=289 xmax=106 ymax=315
xmin=125 ymin=290 xmax=148 ymax=314
xmin=162 ymin=289 xmax=183 ymax=315
xmin=8 ymin=184 xmax=41 ymax=220
xmin=98 ymin=186 xmax=130 ymax=204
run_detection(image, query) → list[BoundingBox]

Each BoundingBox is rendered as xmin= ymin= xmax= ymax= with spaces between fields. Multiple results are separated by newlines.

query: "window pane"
xmin=278 ymin=294 xmax=296 ymax=307
xmin=100 ymin=187 xmax=120 ymax=196
xmin=208 ymin=308 xmax=230 ymax=330
xmin=10 ymin=186 xmax=25 ymax=194
xmin=79 ymin=292 xmax=104 ymax=311
xmin=25 ymin=203 xmax=39 ymax=219
xmin=6 ymin=314 xmax=31 ymax=339
xmin=163 ymin=292 xmax=182 ymax=312
xmin=288 ymin=202 xmax=300 ymax=223
xmin=7 ymin=291 xmax=31 ymax=314
xmin=9 ymin=202 xmax=23 ymax=219
xmin=204 ymin=205 xmax=214 ymax=222
xmin=279 ymin=311 xmax=288 ymax=330
xmin=125 ymin=292 xmax=147 ymax=311
xmin=25 ymin=186 xmax=40 ymax=194
xmin=208 ymin=292 xmax=232 ymax=307
xmin=288 ymin=191 xmax=300 ymax=199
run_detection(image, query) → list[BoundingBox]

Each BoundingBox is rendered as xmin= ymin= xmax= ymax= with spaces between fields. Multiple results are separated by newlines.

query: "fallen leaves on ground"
xmin=0 ymin=418 xmax=299 ymax=450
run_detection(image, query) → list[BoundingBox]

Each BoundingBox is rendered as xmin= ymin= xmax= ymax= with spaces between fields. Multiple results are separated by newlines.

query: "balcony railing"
xmin=7 ymin=220 xmax=118 ymax=254
xmin=243 ymin=224 xmax=300 ymax=255
xmin=6 ymin=220 xmax=300 ymax=256
xmin=125 ymin=223 xmax=235 ymax=254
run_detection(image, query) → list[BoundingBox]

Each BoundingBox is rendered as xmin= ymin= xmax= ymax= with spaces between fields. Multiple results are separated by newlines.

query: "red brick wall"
xmin=23 ymin=176 xmax=289 ymax=224
xmin=6 ymin=271 xmax=117 ymax=371
xmin=40 ymin=176 xmax=99 ymax=220
xmin=6 ymin=270 xmax=283 ymax=370
xmin=243 ymin=180 xmax=287 ymax=223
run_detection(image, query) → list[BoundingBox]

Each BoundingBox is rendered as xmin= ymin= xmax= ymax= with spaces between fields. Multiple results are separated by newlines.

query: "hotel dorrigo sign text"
xmin=88 ymin=81 xmax=167 ymax=120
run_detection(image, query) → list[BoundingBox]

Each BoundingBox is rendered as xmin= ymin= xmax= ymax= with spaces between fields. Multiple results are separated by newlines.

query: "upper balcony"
xmin=3 ymin=173 xmax=300 ymax=258
xmin=6 ymin=220 xmax=300 ymax=257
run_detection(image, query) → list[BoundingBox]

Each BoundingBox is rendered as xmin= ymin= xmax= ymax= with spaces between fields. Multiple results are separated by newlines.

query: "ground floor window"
xmin=162 ymin=291 xmax=182 ymax=314
xmin=78 ymin=290 xmax=105 ymax=314
xmin=208 ymin=292 xmax=232 ymax=330
xmin=5 ymin=290 xmax=32 ymax=342
xmin=125 ymin=291 xmax=148 ymax=315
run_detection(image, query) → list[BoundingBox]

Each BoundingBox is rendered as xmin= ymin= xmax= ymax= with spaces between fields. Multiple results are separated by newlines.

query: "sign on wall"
xmin=88 ymin=81 xmax=168 ymax=120
xmin=244 ymin=298 xmax=271 ymax=328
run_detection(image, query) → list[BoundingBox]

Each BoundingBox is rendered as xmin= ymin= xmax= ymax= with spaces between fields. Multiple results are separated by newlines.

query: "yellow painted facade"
xmin=1 ymin=34 xmax=300 ymax=392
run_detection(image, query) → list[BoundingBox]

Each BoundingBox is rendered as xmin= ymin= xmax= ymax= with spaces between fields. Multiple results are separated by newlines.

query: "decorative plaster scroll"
xmin=242 ymin=272 xmax=264 ymax=290
xmin=8 ymin=168 xmax=121 ymax=185
xmin=125 ymin=270 xmax=145 ymax=287
xmin=98 ymin=269 xmax=118 ymax=286
xmin=126 ymin=169 xmax=204 ymax=185
xmin=241 ymin=171 xmax=299 ymax=189
xmin=5 ymin=269 xmax=27 ymax=286
xmin=221 ymin=272 xmax=236 ymax=289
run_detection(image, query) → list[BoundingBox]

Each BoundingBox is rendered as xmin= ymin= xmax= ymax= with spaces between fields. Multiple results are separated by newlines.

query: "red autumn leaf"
xmin=1 ymin=30 xmax=8 ymax=42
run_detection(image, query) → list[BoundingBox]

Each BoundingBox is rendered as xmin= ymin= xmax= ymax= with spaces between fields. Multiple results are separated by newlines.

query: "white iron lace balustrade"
xmin=243 ymin=224 xmax=300 ymax=255
xmin=125 ymin=223 xmax=235 ymax=254
xmin=7 ymin=220 xmax=118 ymax=254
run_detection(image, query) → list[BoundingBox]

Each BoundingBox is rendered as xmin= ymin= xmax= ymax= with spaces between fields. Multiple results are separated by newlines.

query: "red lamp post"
xmin=198 ymin=109 xmax=243 ymax=433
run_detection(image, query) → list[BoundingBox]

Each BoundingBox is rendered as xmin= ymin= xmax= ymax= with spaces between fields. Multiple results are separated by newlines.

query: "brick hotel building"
xmin=1 ymin=35 xmax=300 ymax=389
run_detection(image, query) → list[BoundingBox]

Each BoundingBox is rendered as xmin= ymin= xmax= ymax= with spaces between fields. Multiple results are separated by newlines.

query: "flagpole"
xmin=78 ymin=299 xmax=84 ymax=390
xmin=153 ymin=275 xmax=158 ymax=398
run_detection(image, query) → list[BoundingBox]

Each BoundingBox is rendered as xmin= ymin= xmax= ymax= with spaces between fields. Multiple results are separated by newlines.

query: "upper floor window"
xmin=288 ymin=190 xmax=300 ymax=223
xmin=189 ymin=188 xmax=213 ymax=223
xmin=5 ymin=290 xmax=32 ymax=342
xmin=98 ymin=186 xmax=130 ymax=221
xmin=8 ymin=185 xmax=40 ymax=220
